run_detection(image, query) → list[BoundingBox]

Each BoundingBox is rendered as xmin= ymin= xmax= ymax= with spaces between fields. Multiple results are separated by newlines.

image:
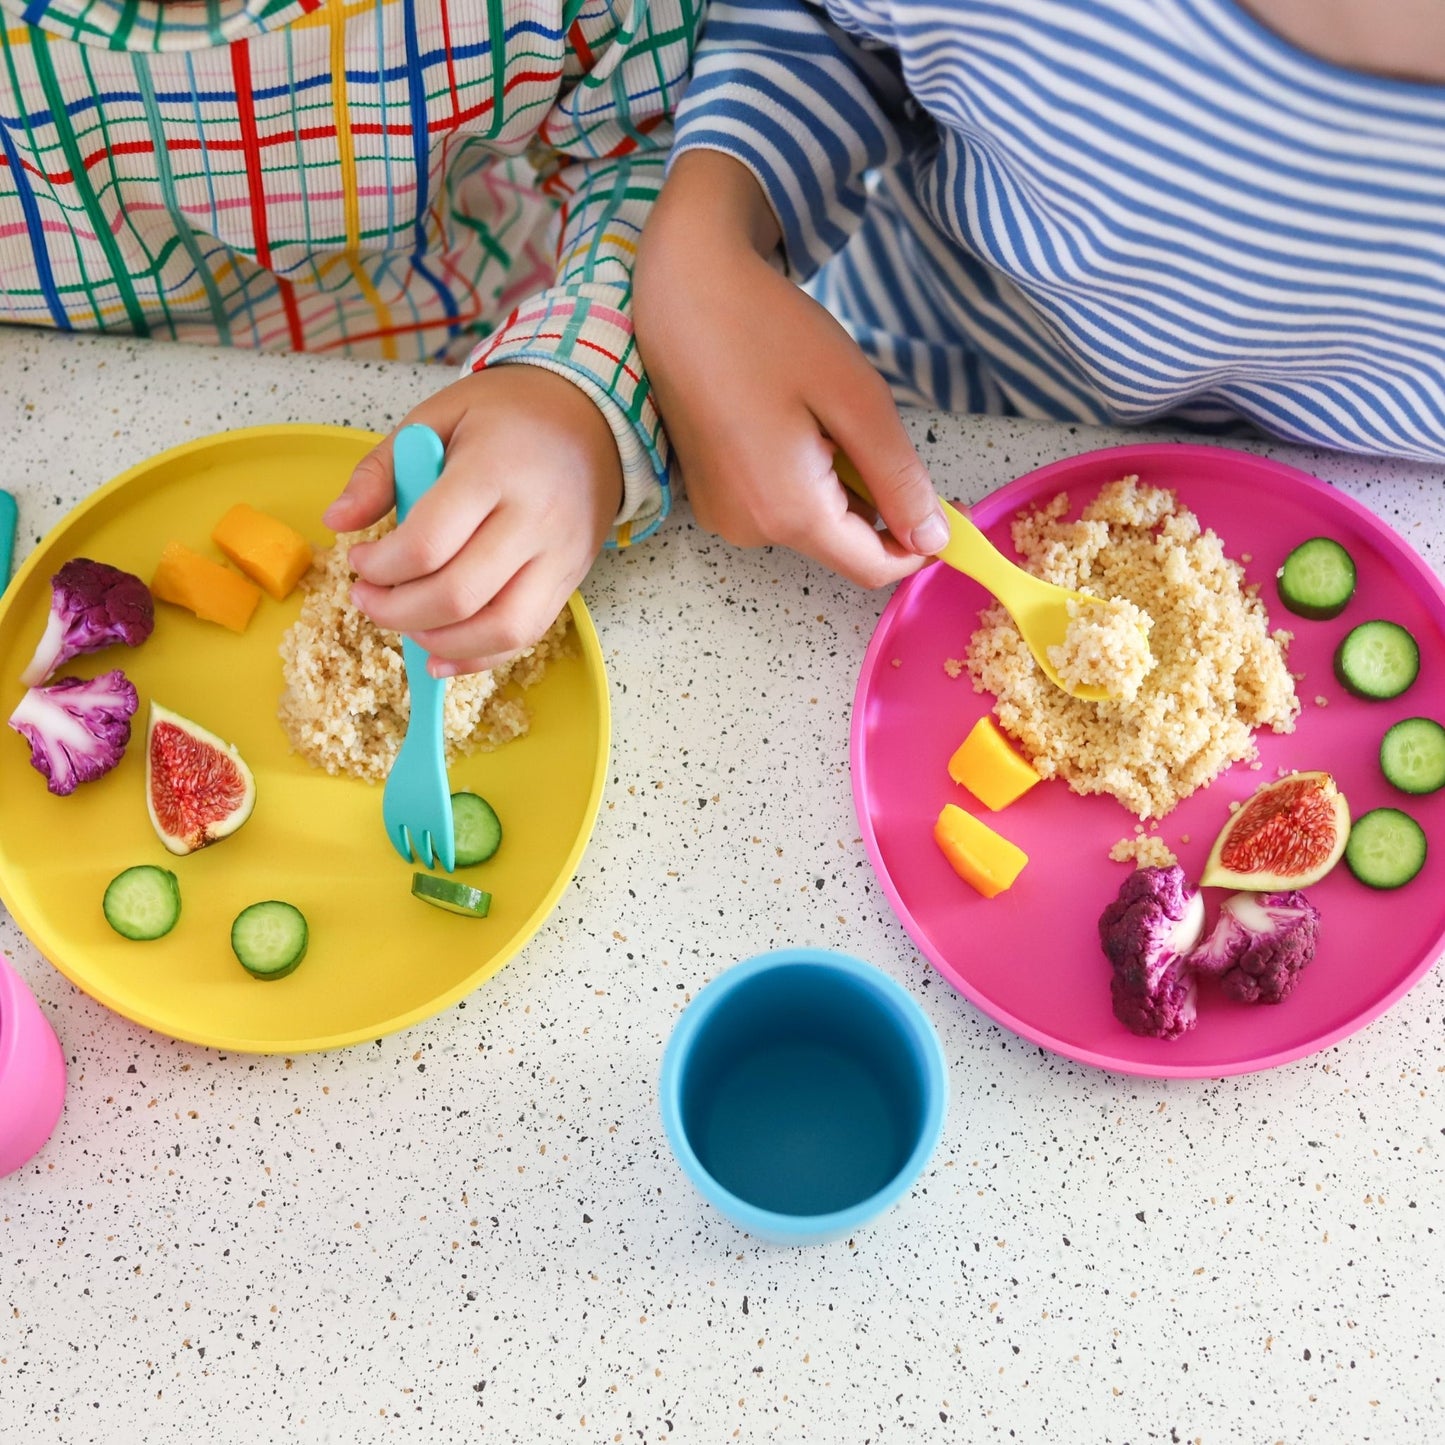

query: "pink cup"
xmin=0 ymin=955 xmax=66 ymax=1176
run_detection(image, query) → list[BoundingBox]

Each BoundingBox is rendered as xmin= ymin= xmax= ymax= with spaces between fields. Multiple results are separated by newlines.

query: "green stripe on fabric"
xmin=282 ymin=28 xmax=317 ymax=260
xmin=132 ymin=56 xmax=231 ymax=343
xmin=559 ymin=297 xmax=589 ymax=356
xmin=0 ymin=25 xmax=108 ymax=326
xmin=81 ymin=46 xmax=180 ymax=337
xmin=485 ymin=0 xmax=507 ymax=138
xmin=30 ymin=28 xmax=150 ymax=335
xmin=109 ymin=0 xmax=142 ymax=52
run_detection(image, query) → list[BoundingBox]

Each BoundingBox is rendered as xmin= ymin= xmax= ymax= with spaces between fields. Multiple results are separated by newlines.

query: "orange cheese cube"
xmin=947 ymin=716 xmax=1041 ymax=811
xmin=151 ymin=540 xmax=261 ymax=633
xmin=211 ymin=503 xmax=313 ymax=601
xmin=933 ymin=803 xmax=1028 ymax=898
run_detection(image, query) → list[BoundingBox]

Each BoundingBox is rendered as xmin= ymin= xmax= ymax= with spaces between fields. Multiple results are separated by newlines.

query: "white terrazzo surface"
xmin=2 ymin=328 xmax=1443 ymax=1444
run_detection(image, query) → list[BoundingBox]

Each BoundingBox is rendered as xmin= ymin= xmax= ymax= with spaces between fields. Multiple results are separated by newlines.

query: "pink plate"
xmin=851 ymin=444 xmax=1445 ymax=1077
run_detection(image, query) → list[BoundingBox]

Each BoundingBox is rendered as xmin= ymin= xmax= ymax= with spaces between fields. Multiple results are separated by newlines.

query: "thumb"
xmin=323 ymin=438 xmax=397 ymax=532
xmin=820 ymin=378 xmax=948 ymax=556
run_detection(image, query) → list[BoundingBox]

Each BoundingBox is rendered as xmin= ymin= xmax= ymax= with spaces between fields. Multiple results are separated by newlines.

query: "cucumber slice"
xmin=231 ymin=900 xmax=309 ymax=979
xmin=1345 ymin=808 xmax=1427 ymax=890
xmin=1277 ymin=537 xmax=1357 ymax=620
xmin=103 ymin=865 xmax=181 ymax=941
xmin=412 ymin=873 xmax=492 ymax=918
xmin=1334 ymin=620 xmax=1420 ymax=700
xmin=1380 ymin=717 xmax=1445 ymax=795
xmin=451 ymin=791 xmax=502 ymax=867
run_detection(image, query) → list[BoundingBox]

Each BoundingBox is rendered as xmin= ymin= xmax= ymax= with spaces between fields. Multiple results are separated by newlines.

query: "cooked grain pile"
xmin=965 ymin=477 xmax=1298 ymax=818
xmin=278 ymin=519 xmax=572 ymax=780
xmin=1050 ymin=595 xmax=1155 ymax=702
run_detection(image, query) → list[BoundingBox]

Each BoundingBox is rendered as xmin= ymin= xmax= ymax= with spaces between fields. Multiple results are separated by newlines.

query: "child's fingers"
xmin=351 ymin=507 xmax=530 ymax=634
xmin=349 ymin=462 xmax=497 ymax=588
xmin=324 ymin=440 xmax=397 ymax=531
xmin=411 ymin=557 xmax=573 ymax=669
xmin=815 ymin=371 xmax=948 ymax=557
xmin=795 ymin=493 xmax=931 ymax=590
xmin=324 ymin=388 xmax=474 ymax=531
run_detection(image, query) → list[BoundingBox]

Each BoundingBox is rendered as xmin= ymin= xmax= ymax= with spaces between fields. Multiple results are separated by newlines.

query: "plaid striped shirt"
xmin=0 ymin=0 xmax=701 ymax=538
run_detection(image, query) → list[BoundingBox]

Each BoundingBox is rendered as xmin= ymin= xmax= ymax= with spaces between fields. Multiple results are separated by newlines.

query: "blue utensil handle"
xmin=393 ymin=424 xmax=446 ymax=523
xmin=401 ymin=637 xmax=448 ymax=752
xmin=0 ymin=489 xmax=17 ymax=589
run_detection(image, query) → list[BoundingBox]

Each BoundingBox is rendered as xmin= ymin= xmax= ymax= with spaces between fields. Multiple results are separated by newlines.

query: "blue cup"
xmin=659 ymin=948 xmax=947 ymax=1245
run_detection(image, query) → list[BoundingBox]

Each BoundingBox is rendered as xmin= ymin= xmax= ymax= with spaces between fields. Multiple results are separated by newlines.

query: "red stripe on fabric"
xmin=232 ymin=41 xmax=304 ymax=352
xmin=230 ymin=44 xmax=271 ymax=267
xmin=10 ymin=61 xmax=566 ymax=184
xmin=0 ymin=152 xmax=73 ymax=184
xmin=473 ymin=329 xmax=642 ymax=388
xmin=567 ymin=20 xmax=595 ymax=68
xmin=438 ymin=0 xmax=460 ymax=108
xmin=467 ymin=307 xmax=521 ymax=368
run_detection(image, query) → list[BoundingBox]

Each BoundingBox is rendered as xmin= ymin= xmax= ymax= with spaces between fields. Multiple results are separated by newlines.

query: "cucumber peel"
xmin=412 ymin=873 xmax=492 ymax=918
xmin=451 ymin=791 xmax=503 ymax=867
xmin=231 ymin=900 xmax=309 ymax=979
xmin=103 ymin=865 xmax=181 ymax=941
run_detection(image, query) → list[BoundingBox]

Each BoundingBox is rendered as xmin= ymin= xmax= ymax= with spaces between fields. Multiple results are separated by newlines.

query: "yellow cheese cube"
xmin=947 ymin=716 xmax=1041 ymax=811
xmin=933 ymin=803 xmax=1028 ymax=899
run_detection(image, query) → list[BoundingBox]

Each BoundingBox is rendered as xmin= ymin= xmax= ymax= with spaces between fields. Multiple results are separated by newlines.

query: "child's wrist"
xmin=664 ymin=150 xmax=782 ymax=259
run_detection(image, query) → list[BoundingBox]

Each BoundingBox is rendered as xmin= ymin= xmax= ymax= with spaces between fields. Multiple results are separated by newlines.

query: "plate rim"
xmin=0 ymin=424 xmax=612 ymax=1054
xmin=850 ymin=441 xmax=1445 ymax=1079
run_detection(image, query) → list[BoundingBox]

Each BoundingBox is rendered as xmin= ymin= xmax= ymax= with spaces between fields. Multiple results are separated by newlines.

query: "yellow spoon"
xmin=836 ymin=455 xmax=1135 ymax=702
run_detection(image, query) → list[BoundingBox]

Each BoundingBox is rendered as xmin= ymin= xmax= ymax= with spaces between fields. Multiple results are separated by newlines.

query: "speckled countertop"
xmin=2 ymin=328 xmax=1443 ymax=1445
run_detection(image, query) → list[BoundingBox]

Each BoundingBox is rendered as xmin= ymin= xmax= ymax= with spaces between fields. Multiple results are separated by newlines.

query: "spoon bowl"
xmin=837 ymin=456 xmax=1137 ymax=702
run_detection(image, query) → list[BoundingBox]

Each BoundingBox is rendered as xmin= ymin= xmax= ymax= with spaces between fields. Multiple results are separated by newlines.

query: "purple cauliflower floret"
xmin=1098 ymin=865 xmax=1206 ymax=1039
xmin=7 ymin=670 xmax=139 ymax=795
xmin=1188 ymin=890 xmax=1321 ymax=1005
xmin=18 ymin=558 xmax=154 ymax=687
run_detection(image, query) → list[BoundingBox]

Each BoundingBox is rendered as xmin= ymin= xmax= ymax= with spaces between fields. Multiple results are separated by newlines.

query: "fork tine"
xmin=418 ymin=830 xmax=436 ymax=870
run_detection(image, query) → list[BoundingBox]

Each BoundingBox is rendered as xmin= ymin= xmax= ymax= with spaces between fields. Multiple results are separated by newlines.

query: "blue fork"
xmin=380 ymin=424 xmax=456 ymax=873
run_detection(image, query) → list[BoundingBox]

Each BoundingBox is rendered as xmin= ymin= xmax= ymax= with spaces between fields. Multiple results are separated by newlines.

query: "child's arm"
xmin=327 ymin=0 xmax=703 ymax=677
xmin=634 ymin=0 xmax=951 ymax=586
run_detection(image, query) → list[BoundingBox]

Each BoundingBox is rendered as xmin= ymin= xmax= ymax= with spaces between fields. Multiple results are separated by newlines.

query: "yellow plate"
xmin=0 ymin=425 xmax=610 ymax=1053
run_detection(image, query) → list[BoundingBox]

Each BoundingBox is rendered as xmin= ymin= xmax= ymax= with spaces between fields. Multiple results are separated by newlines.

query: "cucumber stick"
xmin=103 ymin=865 xmax=181 ymax=941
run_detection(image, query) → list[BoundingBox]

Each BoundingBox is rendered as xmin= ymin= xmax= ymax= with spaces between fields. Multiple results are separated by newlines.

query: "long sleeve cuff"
xmin=463 ymin=286 xmax=670 ymax=546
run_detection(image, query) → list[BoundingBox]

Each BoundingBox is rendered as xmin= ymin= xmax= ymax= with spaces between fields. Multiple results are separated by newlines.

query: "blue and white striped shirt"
xmin=672 ymin=0 xmax=1445 ymax=461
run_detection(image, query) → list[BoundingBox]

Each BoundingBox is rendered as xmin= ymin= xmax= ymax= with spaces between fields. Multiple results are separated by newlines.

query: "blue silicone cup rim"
xmin=658 ymin=947 xmax=948 ymax=1245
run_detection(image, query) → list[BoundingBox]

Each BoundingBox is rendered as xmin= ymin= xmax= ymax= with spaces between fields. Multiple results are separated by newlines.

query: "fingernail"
xmin=429 ymin=660 xmax=459 ymax=679
xmin=322 ymin=499 xmax=347 ymax=526
xmin=912 ymin=509 xmax=950 ymax=554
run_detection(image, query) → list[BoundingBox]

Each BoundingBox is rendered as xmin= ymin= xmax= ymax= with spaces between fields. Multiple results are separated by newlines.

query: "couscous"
xmin=1108 ymin=835 xmax=1179 ymax=868
xmin=1049 ymin=595 xmax=1155 ymax=701
xmin=965 ymin=477 xmax=1299 ymax=819
xmin=278 ymin=519 xmax=572 ymax=781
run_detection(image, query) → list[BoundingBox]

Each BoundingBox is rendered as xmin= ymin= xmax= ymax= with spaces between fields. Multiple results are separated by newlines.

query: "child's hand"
xmin=635 ymin=151 xmax=949 ymax=588
xmin=324 ymin=366 xmax=622 ymax=677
